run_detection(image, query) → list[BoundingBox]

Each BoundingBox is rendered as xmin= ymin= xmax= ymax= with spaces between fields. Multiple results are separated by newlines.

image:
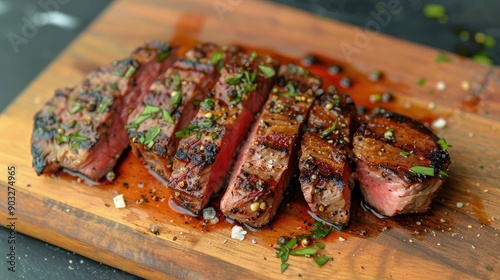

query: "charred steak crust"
xmin=31 ymin=42 xmax=178 ymax=181
xmin=352 ymin=111 xmax=451 ymax=217
xmin=299 ymin=86 xmax=358 ymax=226
xmin=220 ymin=64 xmax=321 ymax=227
xmin=167 ymin=51 xmax=279 ymax=214
xmin=126 ymin=43 xmax=239 ymax=179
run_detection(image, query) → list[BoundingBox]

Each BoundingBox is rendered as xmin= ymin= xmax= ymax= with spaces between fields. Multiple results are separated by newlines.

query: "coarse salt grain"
xmin=432 ymin=117 xmax=447 ymax=129
xmin=456 ymin=202 xmax=464 ymax=208
xmin=113 ymin=194 xmax=126 ymax=209
xmin=231 ymin=225 xmax=248 ymax=241
xmin=436 ymin=81 xmax=446 ymax=91
xmin=339 ymin=236 xmax=346 ymax=242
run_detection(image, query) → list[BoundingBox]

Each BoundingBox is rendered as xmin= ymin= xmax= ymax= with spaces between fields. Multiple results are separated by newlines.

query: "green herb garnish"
xmin=280 ymin=263 xmax=289 ymax=273
xmin=169 ymin=91 xmax=182 ymax=109
xmin=315 ymin=242 xmax=325 ymax=249
xmin=141 ymin=126 xmax=161 ymax=148
xmin=383 ymin=128 xmax=394 ymax=139
xmin=109 ymin=83 xmax=118 ymax=91
xmin=311 ymin=221 xmax=332 ymax=239
xmin=399 ymin=151 xmax=413 ymax=158
xmin=437 ymin=138 xmax=450 ymax=151
xmin=96 ymin=97 xmax=112 ymax=114
xmin=439 ymin=170 xmax=449 ymax=178
xmin=418 ymin=78 xmax=427 ymax=86
xmin=258 ymin=65 xmax=275 ymax=78
xmin=210 ymin=50 xmax=223 ymax=65
xmin=162 ymin=109 xmax=174 ymax=124
xmin=290 ymin=248 xmax=317 ymax=256
xmin=225 ymin=73 xmax=243 ymax=85
xmin=199 ymin=98 xmax=216 ymax=110
xmin=319 ymin=119 xmax=339 ymax=138
xmin=435 ymin=51 xmax=450 ymax=63
xmin=124 ymin=66 xmax=136 ymax=78
xmin=314 ymin=256 xmax=333 ymax=266
xmin=409 ymin=166 xmax=435 ymax=176
xmin=157 ymin=50 xmax=170 ymax=62
xmin=69 ymin=104 xmax=82 ymax=115
xmin=251 ymin=51 xmax=258 ymax=58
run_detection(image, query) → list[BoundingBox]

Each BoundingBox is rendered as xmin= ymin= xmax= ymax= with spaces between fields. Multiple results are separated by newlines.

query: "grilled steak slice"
xmin=220 ymin=64 xmax=321 ymax=227
xmin=126 ymin=43 xmax=238 ymax=179
xmin=299 ymin=87 xmax=357 ymax=226
xmin=31 ymin=42 xmax=177 ymax=181
xmin=167 ymin=51 xmax=279 ymax=214
xmin=352 ymin=112 xmax=451 ymax=217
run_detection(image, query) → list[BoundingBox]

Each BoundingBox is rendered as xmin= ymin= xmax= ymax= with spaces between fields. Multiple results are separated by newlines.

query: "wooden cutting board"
xmin=1 ymin=0 xmax=499 ymax=279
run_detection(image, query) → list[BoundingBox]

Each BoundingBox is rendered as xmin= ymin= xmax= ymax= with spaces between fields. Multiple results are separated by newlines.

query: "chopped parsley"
xmin=157 ymin=50 xmax=171 ymax=62
xmin=399 ymin=151 xmax=413 ymax=158
xmin=175 ymin=117 xmax=218 ymax=138
xmin=435 ymin=51 xmax=450 ymax=63
xmin=124 ymin=66 xmax=136 ymax=78
xmin=315 ymin=242 xmax=325 ymax=249
xmin=109 ymin=83 xmax=118 ymax=91
xmin=439 ymin=170 xmax=449 ymax=178
xmin=225 ymin=73 xmax=243 ymax=85
xmin=210 ymin=50 xmax=223 ymax=65
xmin=319 ymin=119 xmax=339 ymax=138
xmin=69 ymin=103 xmax=83 ymax=115
xmin=383 ymin=128 xmax=394 ymax=139
xmin=139 ymin=125 xmax=161 ymax=148
xmin=437 ymin=138 xmax=450 ymax=151
xmin=290 ymin=248 xmax=317 ymax=256
xmin=417 ymin=78 xmax=427 ymax=86
xmin=280 ymin=82 xmax=298 ymax=98
xmin=96 ymin=97 xmax=112 ymax=114
xmin=409 ymin=166 xmax=435 ymax=176
xmin=258 ymin=65 xmax=275 ymax=78
xmin=251 ymin=51 xmax=258 ymax=58
xmin=126 ymin=105 xmax=161 ymax=129
xmin=162 ymin=109 xmax=174 ymax=124
xmin=314 ymin=256 xmax=333 ymax=266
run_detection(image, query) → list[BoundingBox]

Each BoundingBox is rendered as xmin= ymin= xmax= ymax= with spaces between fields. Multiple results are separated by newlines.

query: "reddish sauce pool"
xmin=55 ymin=44 xmax=445 ymax=248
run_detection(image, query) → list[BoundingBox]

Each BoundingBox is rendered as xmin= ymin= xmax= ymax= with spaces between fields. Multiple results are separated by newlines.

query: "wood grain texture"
xmin=1 ymin=0 xmax=499 ymax=279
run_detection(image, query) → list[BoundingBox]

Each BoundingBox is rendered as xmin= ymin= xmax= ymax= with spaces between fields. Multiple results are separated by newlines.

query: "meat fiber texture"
xmin=167 ymin=51 xmax=279 ymax=214
xmin=299 ymin=87 xmax=358 ymax=227
xmin=31 ymin=42 xmax=177 ymax=181
xmin=221 ymin=64 xmax=321 ymax=227
xmin=352 ymin=112 xmax=451 ymax=217
xmin=126 ymin=43 xmax=240 ymax=179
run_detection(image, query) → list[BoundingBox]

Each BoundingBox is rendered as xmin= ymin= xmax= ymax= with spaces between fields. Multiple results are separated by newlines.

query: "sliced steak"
xmin=167 ymin=51 xmax=279 ymax=214
xmin=299 ymin=87 xmax=357 ymax=227
xmin=352 ymin=112 xmax=451 ymax=217
xmin=31 ymin=42 xmax=177 ymax=181
xmin=220 ymin=64 xmax=321 ymax=227
xmin=126 ymin=43 xmax=238 ymax=179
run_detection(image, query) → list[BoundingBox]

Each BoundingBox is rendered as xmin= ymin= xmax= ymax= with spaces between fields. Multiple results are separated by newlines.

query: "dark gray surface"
xmin=0 ymin=0 xmax=499 ymax=279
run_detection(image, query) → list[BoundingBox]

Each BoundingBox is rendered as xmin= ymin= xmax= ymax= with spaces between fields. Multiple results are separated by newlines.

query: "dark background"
xmin=0 ymin=0 xmax=499 ymax=279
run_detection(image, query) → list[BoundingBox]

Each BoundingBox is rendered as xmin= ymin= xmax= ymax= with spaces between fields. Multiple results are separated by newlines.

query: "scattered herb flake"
xmin=418 ymin=78 xmax=427 ymax=86
xmin=96 ymin=98 xmax=112 ymax=114
xmin=280 ymin=92 xmax=298 ymax=98
xmin=486 ymin=265 xmax=493 ymax=271
xmin=435 ymin=51 xmax=450 ymax=63
xmin=314 ymin=256 xmax=333 ymax=266
xmin=439 ymin=170 xmax=449 ymax=178
xmin=311 ymin=221 xmax=332 ymax=239
xmin=281 ymin=263 xmax=289 ymax=273
xmin=437 ymin=138 xmax=450 ymax=151
xmin=162 ymin=109 xmax=174 ymax=124
xmin=225 ymin=73 xmax=244 ymax=85
xmin=69 ymin=104 xmax=82 ymax=115
xmin=409 ymin=166 xmax=435 ymax=176
xmin=423 ymin=4 xmax=446 ymax=19
xmin=472 ymin=54 xmax=493 ymax=66
xmin=157 ymin=50 xmax=170 ymax=62
xmin=399 ymin=151 xmax=413 ymax=158
xmin=109 ymin=83 xmax=118 ymax=91
xmin=169 ymin=91 xmax=182 ymax=109
xmin=200 ymin=98 xmax=216 ymax=110
xmin=383 ymin=128 xmax=394 ymax=139
xmin=124 ymin=66 xmax=137 ymax=78
xmin=291 ymin=248 xmax=317 ymax=256
xmin=319 ymin=119 xmax=339 ymax=138
xmin=143 ymin=126 xmax=161 ymax=147
xmin=315 ymin=242 xmax=325 ymax=249
xmin=210 ymin=50 xmax=223 ymax=65
xmin=258 ymin=65 xmax=276 ymax=78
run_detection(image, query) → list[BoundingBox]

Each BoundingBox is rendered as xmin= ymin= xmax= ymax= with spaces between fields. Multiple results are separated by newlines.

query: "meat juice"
xmin=54 ymin=42 xmax=447 ymax=249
